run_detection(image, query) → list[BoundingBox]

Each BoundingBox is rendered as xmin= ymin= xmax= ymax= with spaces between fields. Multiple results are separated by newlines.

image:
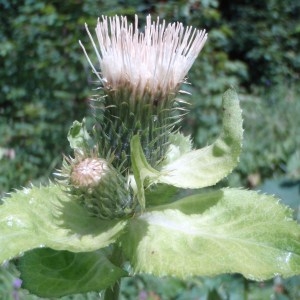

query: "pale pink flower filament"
xmin=80 ymin=15 xmax=207 ymax=98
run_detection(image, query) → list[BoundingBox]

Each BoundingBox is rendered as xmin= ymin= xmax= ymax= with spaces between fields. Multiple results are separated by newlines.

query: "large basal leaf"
xmin=0 ymin=184 xmax=127 ymax=264
xmin=131 ymin=88 xmax=243 ymax=194
xmin=18 ymin=248 xmax=127 ymax=297
xmin=122 ymin=188 xmax=300 ymax=280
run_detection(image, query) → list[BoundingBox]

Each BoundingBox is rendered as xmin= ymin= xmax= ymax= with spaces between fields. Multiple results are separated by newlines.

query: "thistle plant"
xmin=0 ymin=15 xmax=299 ymax=299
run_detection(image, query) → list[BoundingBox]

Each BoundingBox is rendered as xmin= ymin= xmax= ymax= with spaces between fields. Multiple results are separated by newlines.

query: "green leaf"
xmin=67 ymin=118 xmax=93 ymax=151
xmin=122 ymin=188 xmax=300 ymax=280
xmin=18 ymin=248 xmax=126 ymax=297
xmin=159 ymin=88 xmax=243 ymax=188
xmin=0 ymin=184 xmax=127 ymax=264
xmin=131 ymin=88 xmax=243 ymax=191
xmin=160 ymin=132 xmax=193 ymax=167
xmin=130 ymin=135 xmax=160 ymax=209
xmin=145 ymin=184 xmax=178 ymax=207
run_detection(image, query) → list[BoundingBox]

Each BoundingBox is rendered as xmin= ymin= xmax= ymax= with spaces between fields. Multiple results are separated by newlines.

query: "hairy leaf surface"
xmin=0 ymin=184 xmax=126 ymax=263
xmin=122 ymin=188 xmax=300 ymax=280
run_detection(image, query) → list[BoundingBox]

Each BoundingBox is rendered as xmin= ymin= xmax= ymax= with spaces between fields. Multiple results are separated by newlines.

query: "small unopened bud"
xmin=57 ymin=155 xmax=136 ymax=219
xmin=70 ymin=158 xmax=108 ymax=188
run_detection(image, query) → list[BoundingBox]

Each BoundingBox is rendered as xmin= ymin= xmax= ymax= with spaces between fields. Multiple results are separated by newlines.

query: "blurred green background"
xmin=0 ymin=0 xmax=299 ymax=299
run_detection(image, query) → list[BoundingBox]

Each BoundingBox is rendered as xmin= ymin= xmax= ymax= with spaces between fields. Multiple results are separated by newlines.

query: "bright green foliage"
xmin=18 ymin=248 xmax=126 ymax=297
xmin=0 ymin=184 xmax=126 ymax=263
xmin=122 ymin=188 xmax=300 ymax=280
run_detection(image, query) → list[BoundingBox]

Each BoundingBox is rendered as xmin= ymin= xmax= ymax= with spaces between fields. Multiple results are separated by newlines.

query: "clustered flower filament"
xmin=80 ymin=15 xmax=207 ymax=100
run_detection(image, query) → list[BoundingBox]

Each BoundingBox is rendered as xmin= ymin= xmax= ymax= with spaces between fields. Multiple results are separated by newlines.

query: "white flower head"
xmin=80 ymin=15 xmax=207 ymax=98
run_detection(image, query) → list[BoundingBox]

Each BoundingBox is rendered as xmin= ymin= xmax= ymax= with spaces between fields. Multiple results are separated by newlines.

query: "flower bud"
xmin=70 ymin=158 xmax=108 ymax=188
xmin=57 ymin=155 xmax=136 ymax=220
